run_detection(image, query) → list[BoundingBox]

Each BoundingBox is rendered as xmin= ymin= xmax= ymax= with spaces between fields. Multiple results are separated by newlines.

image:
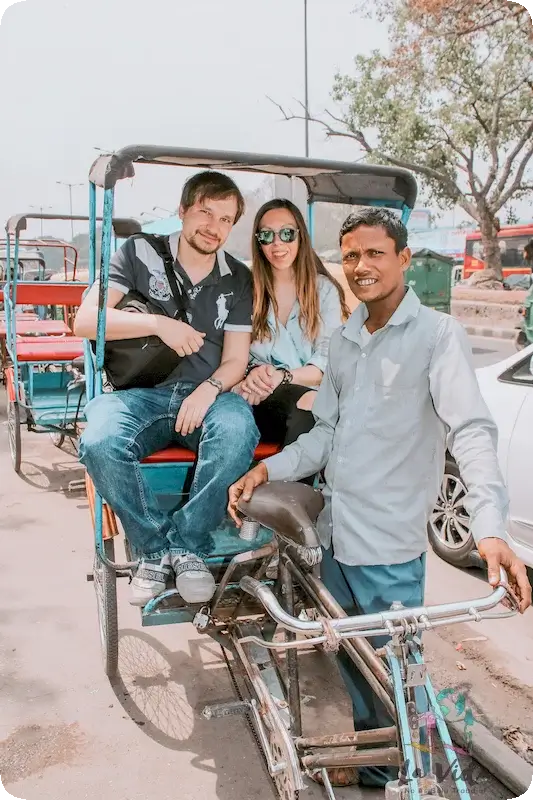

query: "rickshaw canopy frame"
xmin=88 ymin=145 xmax=418 ymax=210
xmin=6 ymin=214 xmax=142 ymax=239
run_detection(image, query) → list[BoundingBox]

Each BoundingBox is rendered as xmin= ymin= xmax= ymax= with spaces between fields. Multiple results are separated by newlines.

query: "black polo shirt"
xmin=108 ymin=233 xmax=253 ymax=386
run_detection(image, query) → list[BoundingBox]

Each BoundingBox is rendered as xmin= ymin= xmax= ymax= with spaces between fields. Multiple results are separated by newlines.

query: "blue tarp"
xmin=141 ymin=216 xmax=182 ymax=235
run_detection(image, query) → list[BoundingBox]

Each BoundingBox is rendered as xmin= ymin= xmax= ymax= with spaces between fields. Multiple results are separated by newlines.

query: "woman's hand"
xmin=241 ymin=365 xmax=283 ymax=402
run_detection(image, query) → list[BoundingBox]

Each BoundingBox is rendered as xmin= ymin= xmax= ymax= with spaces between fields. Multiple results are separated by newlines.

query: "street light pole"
xmin=56 ymin=181 xmax=83 ymax=240
xmin=29 ymin=205 xmax=53 ymax=237
xmin=304 ymin=0 xmax=309 ymax=158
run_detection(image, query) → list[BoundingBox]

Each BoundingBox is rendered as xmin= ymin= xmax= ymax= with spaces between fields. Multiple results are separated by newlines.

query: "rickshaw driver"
xmin=76 ymin=171 xmax=260 ymax=607
xmin=229 ymin=208 xmax=531 ymax=788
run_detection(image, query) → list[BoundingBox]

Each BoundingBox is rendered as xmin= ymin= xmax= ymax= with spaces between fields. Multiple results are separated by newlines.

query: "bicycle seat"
xmin=71 ymin=355 xmax=85 ymax=373
xmin=238 ymin=481 xmax=324 ymax=566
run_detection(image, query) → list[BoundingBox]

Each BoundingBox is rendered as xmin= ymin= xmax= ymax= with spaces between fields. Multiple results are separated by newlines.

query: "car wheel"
xmin=428 ymin=459 xmax=476 ymax=568
xmin=515 ymin=329 xmax=528 ymax=351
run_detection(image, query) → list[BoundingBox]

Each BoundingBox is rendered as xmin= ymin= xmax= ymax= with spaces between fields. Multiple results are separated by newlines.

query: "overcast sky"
xmin=0 ymin=0 xmax=395 ymax=240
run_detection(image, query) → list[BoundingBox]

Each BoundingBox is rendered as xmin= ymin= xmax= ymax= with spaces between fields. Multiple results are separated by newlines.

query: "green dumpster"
xmin=405 ymin=249 xmax=452 ymax=314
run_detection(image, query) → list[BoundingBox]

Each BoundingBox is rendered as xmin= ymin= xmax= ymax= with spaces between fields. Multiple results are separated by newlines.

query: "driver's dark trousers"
xmin=320 ymin=547 xmax=427 ymax=787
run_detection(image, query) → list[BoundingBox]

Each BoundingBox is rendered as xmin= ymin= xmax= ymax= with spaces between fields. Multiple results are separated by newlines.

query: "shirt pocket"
xmin=363 ymin=381 xmax=420 ymax=441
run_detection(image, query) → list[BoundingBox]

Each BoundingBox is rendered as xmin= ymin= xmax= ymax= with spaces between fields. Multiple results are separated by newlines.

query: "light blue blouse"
xmin=249 ymin=275 xmax=343 ymax=376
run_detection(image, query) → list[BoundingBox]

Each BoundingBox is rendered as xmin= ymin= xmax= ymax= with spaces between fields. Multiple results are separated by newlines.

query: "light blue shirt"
xmin=249 ymin=276 xmax=343 ymax=377
xmin=263 ymin=288 xmax=508 ymax=566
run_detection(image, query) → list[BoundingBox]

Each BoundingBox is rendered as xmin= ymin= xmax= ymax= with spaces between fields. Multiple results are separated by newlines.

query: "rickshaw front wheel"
xmin=7 ymin=399 xmax=22 ymax=473
xmin=93 ymin=537 xmax=118 ymax=678
xmin=49 ymin=431 xmax=66 ymax=449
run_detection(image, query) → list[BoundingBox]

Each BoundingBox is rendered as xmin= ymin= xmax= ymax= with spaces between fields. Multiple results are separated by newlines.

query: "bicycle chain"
xmin=220 ymin=643 xmax=299 ymax=800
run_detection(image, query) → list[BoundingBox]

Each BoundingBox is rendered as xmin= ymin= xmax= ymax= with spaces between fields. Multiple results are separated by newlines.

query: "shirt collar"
xmin=342 ymin=286 xmax=421 ymax=343
xmin=169 ymin=233 xmax=232 ymax=277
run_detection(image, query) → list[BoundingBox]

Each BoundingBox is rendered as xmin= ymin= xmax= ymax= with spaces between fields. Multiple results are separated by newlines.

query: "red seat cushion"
xmin=15 ymin=320 xmax=72 ymax=336
xmin=15 ymin=337 xmax=84 ymax=362
xmin=142 ymin=441 xmax=280 ymax=465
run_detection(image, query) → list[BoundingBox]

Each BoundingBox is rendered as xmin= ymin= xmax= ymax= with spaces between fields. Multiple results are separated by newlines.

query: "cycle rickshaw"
xmin=3 ymin=212 xmax=140 ymax=473
xmin=86 ymin=146 xmax=518 ymax=800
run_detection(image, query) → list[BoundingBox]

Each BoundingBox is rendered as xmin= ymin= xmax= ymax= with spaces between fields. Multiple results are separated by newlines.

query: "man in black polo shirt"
xmin=76 ymin=171 xmax=259 ymax=606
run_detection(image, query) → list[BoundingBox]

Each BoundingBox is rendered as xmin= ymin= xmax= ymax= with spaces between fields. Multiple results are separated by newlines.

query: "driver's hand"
xmin=228 ymin=463 xmax=268 ymax=527
xmin=478 ymin=537 xmax=532 ymax=613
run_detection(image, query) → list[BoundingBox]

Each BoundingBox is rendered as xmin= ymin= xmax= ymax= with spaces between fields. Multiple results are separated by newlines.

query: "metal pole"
xmin=69 ymin=186 xmax=74 ymax=240
xmin=304 ymin=0 xmax=309 ymax=157
xmin=56 ymin=181 xmax=83 ymax=240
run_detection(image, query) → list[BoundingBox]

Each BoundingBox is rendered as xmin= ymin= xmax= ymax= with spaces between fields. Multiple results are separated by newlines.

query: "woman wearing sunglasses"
xmin=234 ymin=198 xmax=349 ymax=476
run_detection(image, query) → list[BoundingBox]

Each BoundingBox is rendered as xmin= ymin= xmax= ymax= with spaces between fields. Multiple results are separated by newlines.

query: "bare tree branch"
xmin=267 ymin=97 xmax=481 ymax=217
xmin=494 ymin=119 xmax=533 ymax=199
xmin=497 ymin=140 xmax=533 ymax=209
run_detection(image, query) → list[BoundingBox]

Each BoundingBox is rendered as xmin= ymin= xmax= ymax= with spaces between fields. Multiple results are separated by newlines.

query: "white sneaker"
xmin=171 ymin=552 xmax=215 ymax=604
xmin=130 ymin=554 xmax=171 ymax=607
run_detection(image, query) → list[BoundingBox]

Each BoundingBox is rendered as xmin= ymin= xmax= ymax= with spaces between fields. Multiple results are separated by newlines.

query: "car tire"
xmin=428 ymin=459 xmax=476 ymax=568
xmin=515 ymin=329 xmax=528 ymax=351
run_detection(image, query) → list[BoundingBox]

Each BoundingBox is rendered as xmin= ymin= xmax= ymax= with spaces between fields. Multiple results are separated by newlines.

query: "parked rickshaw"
xmin=85 ymin=146 xmax=518 ymax=800
xmin=3 ymin=212 xmax=140 ymax=473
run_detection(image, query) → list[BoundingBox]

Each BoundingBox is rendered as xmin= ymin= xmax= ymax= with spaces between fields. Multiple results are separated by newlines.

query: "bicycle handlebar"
xmin=239 ymin=567 xmax=515 ymax=638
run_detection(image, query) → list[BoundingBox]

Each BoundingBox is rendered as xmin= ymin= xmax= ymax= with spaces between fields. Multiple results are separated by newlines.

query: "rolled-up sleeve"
xmin=306 ymin=279 xmax=343 ymax=373
xmin=429 ymin=316 xmax=508 ymax=544
xmin=263 ymin=333 xmax=341 ymax=481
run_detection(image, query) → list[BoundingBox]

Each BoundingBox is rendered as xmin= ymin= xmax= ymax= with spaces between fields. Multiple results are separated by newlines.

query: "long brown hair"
xmin=251 ymin=198 xmax=349 ymax=342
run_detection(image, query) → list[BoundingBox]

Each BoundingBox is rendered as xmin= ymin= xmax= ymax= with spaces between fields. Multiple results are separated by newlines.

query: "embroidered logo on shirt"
xmin=188 ymin=285 xmax=203 ymax=301
xmin=149 ymin=274 xmax=171 ymax=301
xmin=214 ymin=292 xmax=233 ymax=330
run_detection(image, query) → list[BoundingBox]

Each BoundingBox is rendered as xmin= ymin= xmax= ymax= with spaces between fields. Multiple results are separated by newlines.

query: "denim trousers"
xmin=79 ymin=382 xmax=260 ymax=559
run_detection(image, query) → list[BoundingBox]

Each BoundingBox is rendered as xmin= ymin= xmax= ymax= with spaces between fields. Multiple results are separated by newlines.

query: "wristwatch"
xmin=205 ymin=377 xmax=224 ymax=395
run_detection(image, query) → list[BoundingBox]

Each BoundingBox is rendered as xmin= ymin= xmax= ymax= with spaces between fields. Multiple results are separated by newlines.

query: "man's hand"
xmin=241 ymin=365 xmax=283 ymax=402
xmin=175 ymin=382 xmax=219 ymax=436
xmin=478 ymin=537 xmax=532 ymax=613
xmin=156 ymin=316 xmax=206 ymax=357
xmin=228 ymin=463 xmax=269 ymax=527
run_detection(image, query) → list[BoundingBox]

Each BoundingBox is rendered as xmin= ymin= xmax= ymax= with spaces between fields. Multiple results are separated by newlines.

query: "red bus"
xmin=464 ymin=224 xmax=533 ymax=279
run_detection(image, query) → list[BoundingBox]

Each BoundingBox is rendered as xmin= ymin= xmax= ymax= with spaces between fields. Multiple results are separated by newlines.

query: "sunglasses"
xmin=255 ymin=227 xmax=299 ymax=246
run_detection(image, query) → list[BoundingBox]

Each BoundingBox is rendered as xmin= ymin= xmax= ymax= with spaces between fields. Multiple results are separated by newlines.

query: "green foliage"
xmin=331 ymin=2 xmax=533 ymax=223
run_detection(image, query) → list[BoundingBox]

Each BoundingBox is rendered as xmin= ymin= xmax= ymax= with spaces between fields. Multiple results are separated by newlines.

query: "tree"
xmin=406 ymin=0 xmax=532 ymax=40
xmin=274 ymin=1 xmax=533 ymax=283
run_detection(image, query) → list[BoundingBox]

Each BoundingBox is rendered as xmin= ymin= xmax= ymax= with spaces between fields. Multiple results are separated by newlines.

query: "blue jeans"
xmin=320 ymin=548 xmax=427 ymax=788
xmin=79 ymin=382 xmax=259 ymax=559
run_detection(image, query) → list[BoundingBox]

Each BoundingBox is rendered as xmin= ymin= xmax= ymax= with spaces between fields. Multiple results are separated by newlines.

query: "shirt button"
xmin=361 ymin=353 xmax=367 ymax=359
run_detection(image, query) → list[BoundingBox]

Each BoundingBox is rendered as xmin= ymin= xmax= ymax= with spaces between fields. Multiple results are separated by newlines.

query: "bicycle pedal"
xmin=202 ymin=700 xmax=251 ymax=720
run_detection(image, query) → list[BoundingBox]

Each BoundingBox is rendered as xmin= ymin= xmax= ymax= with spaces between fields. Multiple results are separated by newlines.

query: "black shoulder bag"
xmin=91 ymin=234 xmax=190 ymax=390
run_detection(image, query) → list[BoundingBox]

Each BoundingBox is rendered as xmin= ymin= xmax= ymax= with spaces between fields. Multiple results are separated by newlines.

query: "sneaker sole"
xmin=175 ymin=579 xmax=216 ymax=605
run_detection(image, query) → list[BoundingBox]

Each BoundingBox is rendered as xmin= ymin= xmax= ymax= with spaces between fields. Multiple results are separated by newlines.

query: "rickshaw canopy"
xmin=88 ymin=146 xmax=417 ymax=210
xmin=6 ymin=213 xmax=142 ymax=238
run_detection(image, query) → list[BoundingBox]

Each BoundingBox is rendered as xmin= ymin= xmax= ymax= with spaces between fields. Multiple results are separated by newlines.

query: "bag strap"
xmin=130 ymin=233 xmax=189 ymax=322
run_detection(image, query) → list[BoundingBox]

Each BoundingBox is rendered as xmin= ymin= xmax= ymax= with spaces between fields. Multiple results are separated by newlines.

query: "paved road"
xmin=0 ymin=335 xmax=526 ymax=800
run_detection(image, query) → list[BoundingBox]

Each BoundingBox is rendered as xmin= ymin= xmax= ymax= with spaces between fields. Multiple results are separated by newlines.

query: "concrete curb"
xmin=463 ymin=324 xmax=517 ymax=341
xmin=447 ymin=716 xmax=533 ymax=797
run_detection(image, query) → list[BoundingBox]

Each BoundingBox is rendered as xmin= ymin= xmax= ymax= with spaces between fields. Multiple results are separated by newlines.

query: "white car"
xmin=429 ymin=344 xmax=533 ymax=568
